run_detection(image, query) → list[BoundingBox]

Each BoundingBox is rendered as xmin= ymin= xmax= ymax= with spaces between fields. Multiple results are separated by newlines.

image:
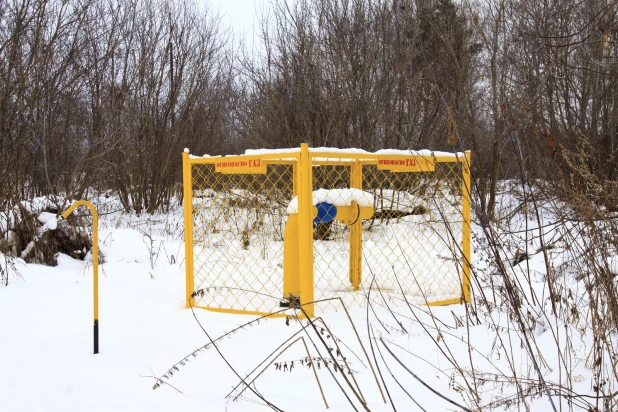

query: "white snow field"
xmin=0 ymin=191 xmax=613 ymax=411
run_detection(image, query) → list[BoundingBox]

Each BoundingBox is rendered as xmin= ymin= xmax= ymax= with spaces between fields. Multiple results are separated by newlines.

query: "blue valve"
xmin=314 ymin=202 xmax=337 ymax=223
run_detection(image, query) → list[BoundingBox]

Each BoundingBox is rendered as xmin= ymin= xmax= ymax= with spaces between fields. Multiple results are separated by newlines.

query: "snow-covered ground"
xmin=1 ymin=189 xmax=615 ymax=411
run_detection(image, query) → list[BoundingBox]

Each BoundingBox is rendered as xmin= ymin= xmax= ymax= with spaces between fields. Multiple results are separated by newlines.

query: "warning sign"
xmin=215 ymin=158 xmax=266 ymax=174
xmin=377 ymin=157 xmax=435 ymax=172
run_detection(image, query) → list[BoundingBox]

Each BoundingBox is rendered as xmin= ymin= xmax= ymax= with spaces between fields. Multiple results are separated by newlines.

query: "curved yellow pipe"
xmin=62 ymin=200 xmax=99 ymax=354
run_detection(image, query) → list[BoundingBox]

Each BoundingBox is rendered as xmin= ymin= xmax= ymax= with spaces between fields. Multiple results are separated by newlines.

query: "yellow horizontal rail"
xmin=186 ymin=153 xmax=301 ymax=164
xmin=193 ymin=306 xmax=288 ymax=318
xmin=186 ymin=151 xmax=468 ymax=165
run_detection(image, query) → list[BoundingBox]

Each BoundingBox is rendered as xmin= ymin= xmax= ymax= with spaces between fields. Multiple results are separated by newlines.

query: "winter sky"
xmin=206 ymin=0 xmax=272 ymax=47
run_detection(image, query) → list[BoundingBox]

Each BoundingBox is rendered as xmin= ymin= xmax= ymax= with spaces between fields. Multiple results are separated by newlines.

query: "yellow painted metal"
xmin=311 ymin=160 xmax=356 ymax=166
xmin=298 ymin=143 xmax=315 ymax=317
xmin=61 ymin=200 xmax=99 ymax=350
xmin=193 ymin=306 xmax=288 ymax=318
xmin=184 ymin=145 xmax=473 ymax=316
xmin=286 ymin=200 xmax=371 ymax=299
xmin=182 ymin=150 xmax=195 ymax=309
xmin=310 ymin=151 xmax=462 ymax=164
xmin=187 ymin=151 xmax=465 ymax=165
xmin=186 ymin=152 xmax=298 ymax=164
xmin=215 ymin=158 xmax=266 ymax=174
xmin=349 ymin=160 xmax=363 ymax=290
xmin=283 ymin=214 xmax=300 ymax=300
xmin=461 ymin=151 xmax=472 ymax=303
xmin=335 ymin=203 xmax=374 ymax=226
xmin=376 ymin=156 xmax=435 ymax=172
xmin=286 ymin=202 xmax=373 ymax=294
xmin=426 ymin=297 xmax=462 ymax=306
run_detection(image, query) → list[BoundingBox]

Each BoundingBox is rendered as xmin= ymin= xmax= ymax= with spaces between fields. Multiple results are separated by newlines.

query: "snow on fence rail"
xmin=182 ymin=144 xmax=472 ymax=316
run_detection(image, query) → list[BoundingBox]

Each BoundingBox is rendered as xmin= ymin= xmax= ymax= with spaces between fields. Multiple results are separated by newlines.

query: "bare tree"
xmin=0 ymin=0 xmax=236 ymax=257
xmin=237 ymin=0 xmax=478 ymax=153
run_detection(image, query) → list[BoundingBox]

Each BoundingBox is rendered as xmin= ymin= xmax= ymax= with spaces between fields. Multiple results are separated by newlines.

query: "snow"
xmin=286 ymin=188 xmax=374 ymax=214
xmin=374 ymin=148 xmax=465 ymax=157
xmin=0 ymin=188 xmax=615 ymax=411
xmin=0 ymin=256 xmax=471 ymax=411
xmin=188 ymin=147 xmax=466 ymax=159
xmin=20 ymin=240 xmax=35 ymax=259
xmin=38 ymin=212 xmax=58 ymax=230
xmin=0 ymin=251 xmax=25 ymax=278
xmin=17 ymin=211 xmax=59 ymax=258
xmin=100 ymin=228 xmax=153 ymax=264
xmin=609 ymin=255 xmax=618 ymax=275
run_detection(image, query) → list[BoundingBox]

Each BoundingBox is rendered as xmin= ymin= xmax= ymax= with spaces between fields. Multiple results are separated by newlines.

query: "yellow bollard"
xmin=61 ymin=200 xmax=99 ymax=354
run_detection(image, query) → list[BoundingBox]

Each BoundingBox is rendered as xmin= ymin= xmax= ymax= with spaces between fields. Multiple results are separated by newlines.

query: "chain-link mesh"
xmin=310 ymin=160 xmax=466 ymax=312
xmin=191 ymin=163 xmax=293 ymax=314
xmin=310 ymin=161 xmax=355 ymax=312
xmin=359 ymin=162 xmax=465 ymax=305
xmin=185 ymin=150 xmax=470 ymax=316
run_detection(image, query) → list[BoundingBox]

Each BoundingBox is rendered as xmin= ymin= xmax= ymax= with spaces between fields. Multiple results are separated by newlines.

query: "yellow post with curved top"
xmin=61 ymin=200 xmax=99 ymax=354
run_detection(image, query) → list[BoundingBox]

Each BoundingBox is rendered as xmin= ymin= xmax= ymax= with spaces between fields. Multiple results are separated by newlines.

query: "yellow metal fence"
xmin=183 ymin=145 xmax=471 ymax=316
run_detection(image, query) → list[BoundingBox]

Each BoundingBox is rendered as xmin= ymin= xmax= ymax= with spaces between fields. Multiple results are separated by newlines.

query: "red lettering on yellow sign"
xmin=215 ymin=158 xmax=266 ymax=174
xmin=377 ymin=157 xmax=434 ymax=172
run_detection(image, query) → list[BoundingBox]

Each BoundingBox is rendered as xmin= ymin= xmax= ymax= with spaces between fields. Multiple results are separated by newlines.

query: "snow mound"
xmin=56 ymin=253 xmax=84 ymax=270
xmin=37 ymin=212 xmax=58 ymax=231
xmin=287 ymin=188 xmax=373 ymax=214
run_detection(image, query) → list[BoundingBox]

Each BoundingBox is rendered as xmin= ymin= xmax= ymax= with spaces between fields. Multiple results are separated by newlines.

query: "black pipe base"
xmin=94 ymin=319 xmax=99 ymax=354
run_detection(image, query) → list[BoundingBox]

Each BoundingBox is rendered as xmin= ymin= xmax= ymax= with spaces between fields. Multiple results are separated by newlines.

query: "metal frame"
xmin=182 ymin=145 xmax=472 ymax=316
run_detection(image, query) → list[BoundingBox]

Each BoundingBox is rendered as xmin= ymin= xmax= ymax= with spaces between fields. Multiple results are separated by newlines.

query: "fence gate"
xmin=183 ymin=145 xmax=471 ymax=317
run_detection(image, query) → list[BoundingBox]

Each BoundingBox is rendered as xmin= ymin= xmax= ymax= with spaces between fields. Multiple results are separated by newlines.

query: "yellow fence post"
xmin=182 ymin=149 xmax=195 ymax=309
xmin=61 ymin=200 xmax=99 ymax=354
xmin=461 ymin=151 xmax=472 ymax=303
xmin=298 ymin=144 xmax=314 ymax=317
xmin=283 ymin=214 xmax=301 ymax=300
xmin=349 ymin=160 xmax=363 ymax=291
